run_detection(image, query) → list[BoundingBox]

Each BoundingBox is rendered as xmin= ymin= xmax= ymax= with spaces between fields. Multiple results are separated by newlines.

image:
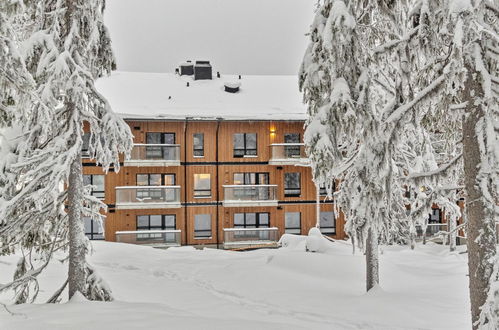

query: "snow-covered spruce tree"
xmin=300 ymin=0 xmax=411 ymax=291
xmin=372 ymin=0 xmax=498 ymax=327
xmin=0 ymin=0 xmax=132 ymax=301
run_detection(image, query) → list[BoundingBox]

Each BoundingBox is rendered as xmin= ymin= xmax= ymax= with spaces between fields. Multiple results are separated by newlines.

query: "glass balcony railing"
xmin=115 ymin=230 xmax=181 ymax=246
xmin=269 ymin=143 xmax=309 ymax=165
xmin=222 ymin=185 xmax=278 ymax=206
xmin=115 ymin=186 xmax=181 ymax=209
xmin=223 ymin=227 xmax=279 ymax=249
xmin=125 ymin=144 xmax=181 ymax=166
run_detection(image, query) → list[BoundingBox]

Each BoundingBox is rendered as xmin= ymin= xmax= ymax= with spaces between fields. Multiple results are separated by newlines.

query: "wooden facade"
xmin=82 ymin=119 xmax=347 ymax=246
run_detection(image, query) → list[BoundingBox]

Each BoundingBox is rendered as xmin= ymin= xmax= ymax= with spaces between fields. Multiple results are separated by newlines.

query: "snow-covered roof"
xmin=95 ymin=71 xmax=307 ymax=121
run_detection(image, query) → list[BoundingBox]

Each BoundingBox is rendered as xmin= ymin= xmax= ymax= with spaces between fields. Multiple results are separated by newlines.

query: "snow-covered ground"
xmin=0 ymin=239 xmax=470 ymax=329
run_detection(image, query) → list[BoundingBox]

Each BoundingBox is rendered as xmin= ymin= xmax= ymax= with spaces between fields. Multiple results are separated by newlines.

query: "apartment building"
xmin=82 ymin=65 xmax=346 ymax=247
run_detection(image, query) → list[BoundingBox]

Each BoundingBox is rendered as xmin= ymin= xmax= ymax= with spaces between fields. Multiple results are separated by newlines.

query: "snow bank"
xmin=279 ymin=227 xmax=335 ymax=253
xmin=0 ymin=241 xmax=471 ymax=329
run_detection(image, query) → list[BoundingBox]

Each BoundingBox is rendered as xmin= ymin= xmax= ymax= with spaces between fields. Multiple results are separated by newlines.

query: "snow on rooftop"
xmin=95 ymin=71 xmax=307 ymax=121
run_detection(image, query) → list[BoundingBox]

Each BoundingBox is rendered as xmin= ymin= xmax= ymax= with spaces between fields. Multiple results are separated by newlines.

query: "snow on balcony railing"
xmin=269 ymin=143 xmax=309 ymax=165
xmin=222 ymin=185 xmax=278 ymax=207
xmin=223 ymin=227 xmax=279 ymax=249
xmin=115 ymin=185 xmax=181 ymax=209
xmin=115 ymin=229 xmax=181 ymax=246
xmin=125 ymin=144 xmax=181 ymax=166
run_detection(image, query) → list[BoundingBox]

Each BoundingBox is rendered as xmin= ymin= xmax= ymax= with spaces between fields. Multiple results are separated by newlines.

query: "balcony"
xmin=115 ymin=230 xmax=181 ymax=247
xmin=115 ymin=186 xmax=181 ymax=209
xmin=269 ymin=143 xmax=309 ymax=165
xmin=223 ymin=227 xmax=279 ymax=249
xmin=222 ymin=185 xmax=278 ymax=207
xmin=124 ymin=144 xmax=181 ymax=167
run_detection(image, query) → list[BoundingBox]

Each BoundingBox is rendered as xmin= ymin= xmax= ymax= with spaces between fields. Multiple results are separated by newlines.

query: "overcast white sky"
xmin=105 ymin=0 xmax=317 ymax=75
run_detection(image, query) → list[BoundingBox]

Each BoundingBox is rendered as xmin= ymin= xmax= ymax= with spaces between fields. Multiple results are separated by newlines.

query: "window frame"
xmin=194 ymin=214 xmax=212 ymax=239
xmin=193 ymin=173 xmax=211 ymax=198
xmin=233 ymin=212 xmax=270 ymax=228
xmin=284 ymin=172 xmax=301 ymax=197
xmin=83 ymin=174 xmax=105 ymax=199
xmin=193 ymin=133 xmax=205 ymax=157
xmin=84 ymin=217 xmax=104 ymax=240
xmin=233 ymin=133 xmax=257 ymax=157
xmin=285 ymin=212 xmax=301 ymax=235
xmin=319 ymin=211 xmax=336 ymax=235
xmin=136 ymin=214 xmax=176 ymax=241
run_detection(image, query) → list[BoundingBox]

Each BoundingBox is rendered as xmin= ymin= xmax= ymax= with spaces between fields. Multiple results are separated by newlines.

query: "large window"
xmin=234 ymin=212 xmax=270 ymax=228
xmin=284 ymin=133 xmax=301 ymax=158
xmin=284 ymin=173 xmax=301 ymax=197
xmin=233 ymin=133 xmax=257 ymax=157
xmin=146 ymin=132 xmax=176 ymax=160
xmin=84 ymin=217 xmax=104 ymax=240
xmin=233 ymin=173 xmax=269 ymax=185
xmin=193 ymin=133 xmax=204 ymax=157
xmin=285 ymin=212 xmax=301 ymax=234
xmin=83 ymin=174 xmax=105 ymax=199
xmin=194 ymin=214 xmax=212 ymax=238
xmin=136 ymin=174 xmax=175 ymax=200
xmin=194 ymin=174 xmax=211 ymax=198
xmin=319 ymin=211 xmax=336 ymax=235
xmin=136 ymin=214 xmax=176 ymax=240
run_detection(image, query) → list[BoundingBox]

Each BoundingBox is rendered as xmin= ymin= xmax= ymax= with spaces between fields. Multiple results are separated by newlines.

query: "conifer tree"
xmin=0 ymin=0 xmax=132 ymax=301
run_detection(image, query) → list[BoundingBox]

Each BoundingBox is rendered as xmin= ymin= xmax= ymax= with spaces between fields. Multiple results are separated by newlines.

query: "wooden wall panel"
xmin=185 ymin=165 xmax=218 ymax=203
xmin=217 ymin=121 xmax=271 ymax=162
xmin=185 ymin=121 xmax=218 ymax=162
xmin=186 ymin=206 xmax=219 ymax=245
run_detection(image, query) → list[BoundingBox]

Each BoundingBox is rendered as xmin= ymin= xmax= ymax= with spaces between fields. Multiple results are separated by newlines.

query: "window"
xmin=319 ymin=181 xmax=336 ymax=196
xmin=136 ymin=174 xmax=175 ymax=200
xmin=194 ymin=174 xmax=211 ymax=198
xmin=146 ymin=132 xmax=176 ymax=160
xmin=233 ymin=133 xmax=257 ymax=157
xmin=194 ymin=214 xmax=212 ymax=238
xmin=233 ymin=173 xmax=269 ymax=185
xmin=429 ymin=208 xmax=442 ymax=223
xmin=234 ymin=213 xmax=270 ymax=239
xmin=82 ymin=132 xmax=90 ymax=157
xmin=234 ymin=212 xmax=270 ymax=228
xmin=193 ymin=133 xmax=204 ymax=157
xmin=136 ymin=215 xmax=176 ymax=241
xmin=319 ymin=211 xmax=336 ymax=234
xmin=284 ymin=173 xmax=301 ymax=197
xmin=284 ymin=133 xmax=301 ymax=158
xmin=83 ymin=174 xmax=105 ymax=199
xmin=84 ymin=217 xmax=104 ymax=240
xmin=285 ymin=212 xmax=301 ymax=234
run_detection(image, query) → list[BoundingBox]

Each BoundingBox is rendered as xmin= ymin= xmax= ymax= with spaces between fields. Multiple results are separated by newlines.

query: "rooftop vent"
xmin=180 ymin=61 xmax=194 ymax=76
xmin=224 ymin=81 xmax=241 ymax=93
xmin=194 ymin=61 xmax=212 ymax=80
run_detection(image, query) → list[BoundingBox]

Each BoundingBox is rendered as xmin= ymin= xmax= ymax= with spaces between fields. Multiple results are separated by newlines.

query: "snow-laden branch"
xmin=407 ymin=153 xmax=463 ymax=180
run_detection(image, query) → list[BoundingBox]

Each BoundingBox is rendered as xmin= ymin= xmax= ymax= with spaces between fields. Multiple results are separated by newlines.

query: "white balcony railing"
xmin=223 ymin=227 xmax=279 ymax=249
xmin=115 ymin=230 xmax=181 ymax=247
xmin=115 ymin=186 xmax=181 ymax=209
xmin=124 ymin=144 xmax=181 ymax=166
xmin=269 ymin=143 xmax=309 ymax=165
xmin=222 ymin=184 xmax=278 ymax=207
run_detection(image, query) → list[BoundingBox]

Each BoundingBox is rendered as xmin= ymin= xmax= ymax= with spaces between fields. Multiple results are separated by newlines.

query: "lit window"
xmin=194 ymin=174 xmax=211 ymax=197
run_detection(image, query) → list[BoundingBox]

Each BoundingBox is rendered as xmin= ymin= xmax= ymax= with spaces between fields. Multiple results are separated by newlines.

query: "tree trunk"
xmin=366 ymin=226 xmax=379 ymax=291
xmin=462 ymin=64 xmax=497 ymax=329
xmin=68 ymin=148 xmax=86 ymax=299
